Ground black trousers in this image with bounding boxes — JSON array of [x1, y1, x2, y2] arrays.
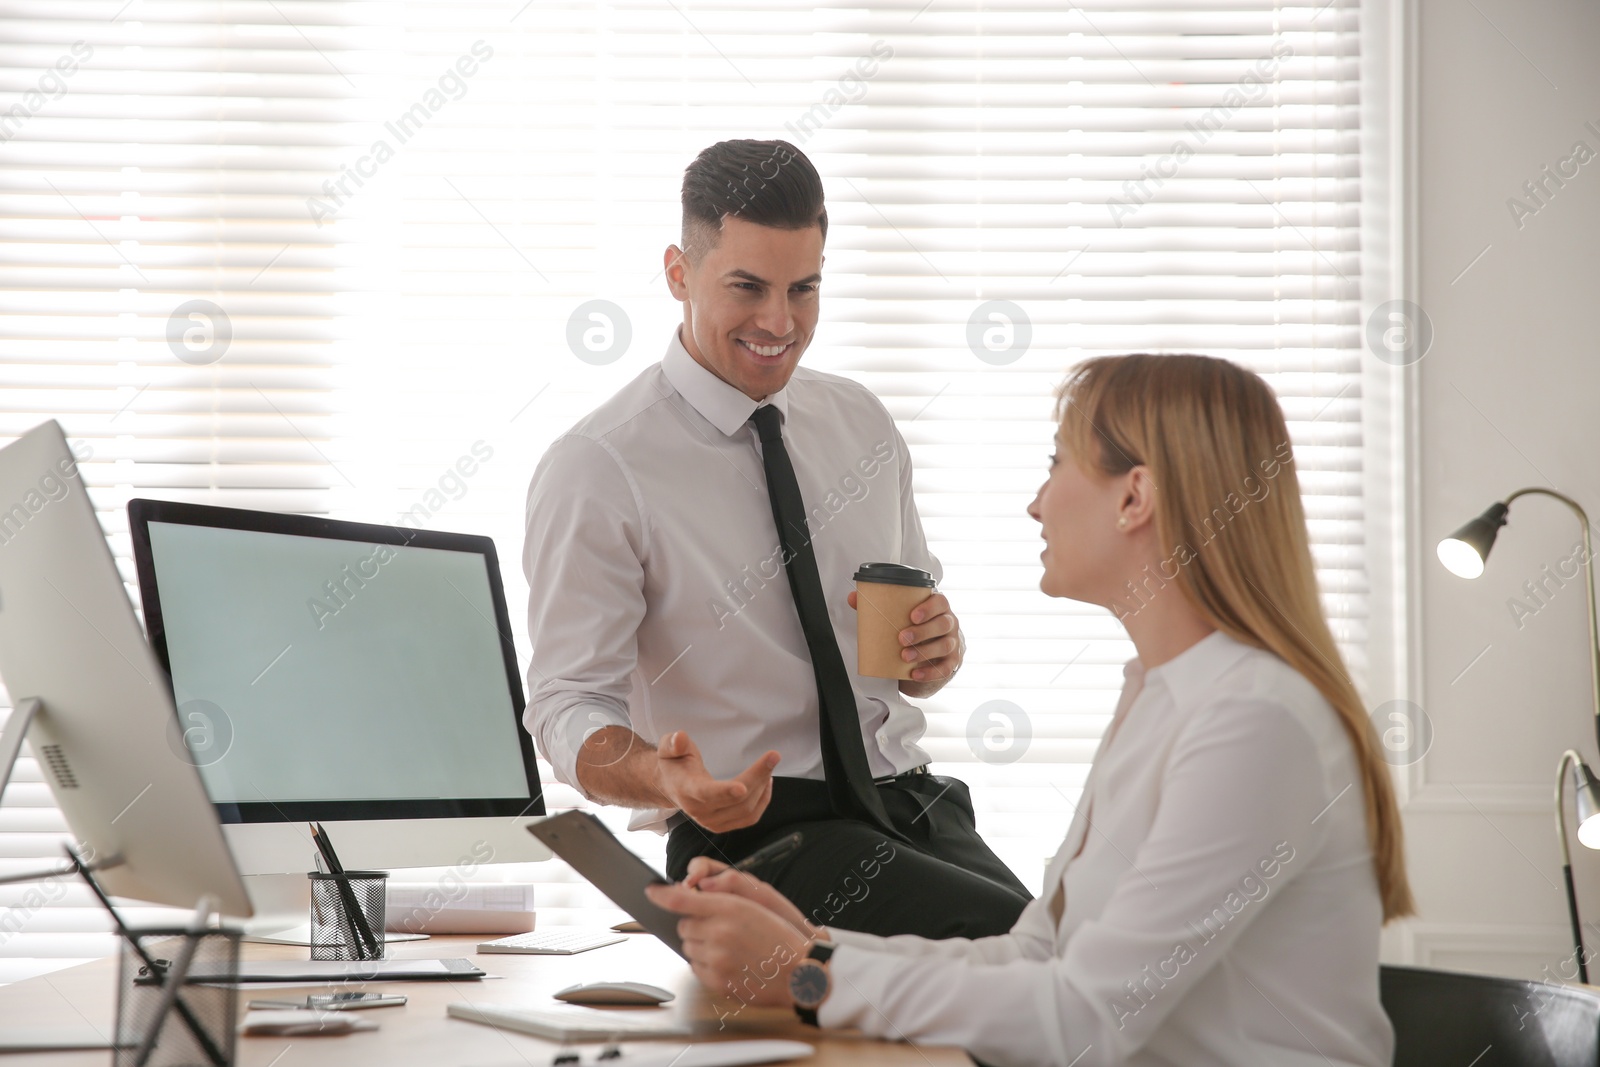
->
[[666, 774, 1032, 940]]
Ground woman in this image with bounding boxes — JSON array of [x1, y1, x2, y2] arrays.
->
[[648, 353, 1413, 1067]]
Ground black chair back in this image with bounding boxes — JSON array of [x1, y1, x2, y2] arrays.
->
[[1382, 964, 1600, 1066]]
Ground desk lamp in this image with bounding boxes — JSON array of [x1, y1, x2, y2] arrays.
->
[[1438, 488, 1600, 981]]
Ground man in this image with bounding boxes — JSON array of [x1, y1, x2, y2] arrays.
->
[[523, 139, 1029, 938]]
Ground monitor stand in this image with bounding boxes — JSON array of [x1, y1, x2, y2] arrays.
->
[[1, 703, 423, 949], [236, 872, 426, 946], [0, 704, 165, 1053], [0, 696, 42, 808]]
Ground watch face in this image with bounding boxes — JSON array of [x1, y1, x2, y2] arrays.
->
[[790, 962, 829, 1008]]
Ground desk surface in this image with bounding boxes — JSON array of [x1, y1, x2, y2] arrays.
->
[[0, 929, 966, 1066]]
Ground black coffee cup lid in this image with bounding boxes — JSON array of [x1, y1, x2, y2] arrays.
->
[[852, 562, 935, 588]]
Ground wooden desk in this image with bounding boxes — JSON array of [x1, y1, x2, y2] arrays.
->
[[0, 931, 967, 1065]]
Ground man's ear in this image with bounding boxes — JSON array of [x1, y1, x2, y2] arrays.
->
[[663, 244, 690, 300], [1119, 466, 1158, 532]]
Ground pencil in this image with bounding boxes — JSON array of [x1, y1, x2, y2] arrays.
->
[[312, 823, 381, 960]]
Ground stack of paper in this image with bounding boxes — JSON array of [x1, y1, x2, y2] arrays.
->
[[384, 882, 536, 935]]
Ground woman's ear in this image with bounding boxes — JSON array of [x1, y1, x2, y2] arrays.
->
[[1118, 466, 1158, 532]]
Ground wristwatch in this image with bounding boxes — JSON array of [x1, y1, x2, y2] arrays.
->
[[789, 940, 835, 1026]]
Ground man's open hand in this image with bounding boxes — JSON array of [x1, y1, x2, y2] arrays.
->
[[655, 731, 780, 833]]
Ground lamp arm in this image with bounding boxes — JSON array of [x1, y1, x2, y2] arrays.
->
[[1557, 748, 1588, 982], [1505, 489, 1600, 756], [1559, 749, 1582, 869]]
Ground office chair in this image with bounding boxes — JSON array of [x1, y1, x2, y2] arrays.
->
[[1381, 964, 1600, 1066]]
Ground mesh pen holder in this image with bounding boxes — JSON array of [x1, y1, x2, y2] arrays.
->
[[308, 870, 388, 961], [115, 925, 240, 1067]]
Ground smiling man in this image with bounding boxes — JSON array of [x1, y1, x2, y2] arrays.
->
[[522, 139, 1029, 938]]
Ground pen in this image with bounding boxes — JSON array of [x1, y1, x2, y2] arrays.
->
[[311, 823, 367, 959], [732, 831, 804, 876], [311, 822, 381, 960]]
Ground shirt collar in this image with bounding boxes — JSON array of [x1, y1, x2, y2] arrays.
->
[[1132, 629, 1253, 713], [661, 329, 791, 438]]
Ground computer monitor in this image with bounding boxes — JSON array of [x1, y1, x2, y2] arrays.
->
[[0, 421, 252, 918], [127, 497, 548, 943]]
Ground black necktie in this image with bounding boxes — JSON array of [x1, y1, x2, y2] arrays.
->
[[749, 405, 897, 834]]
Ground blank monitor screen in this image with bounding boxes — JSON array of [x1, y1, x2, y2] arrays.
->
[[128, 499, 542, 823]]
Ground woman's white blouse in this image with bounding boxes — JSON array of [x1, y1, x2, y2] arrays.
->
[[818, 630, 1393, 1067]]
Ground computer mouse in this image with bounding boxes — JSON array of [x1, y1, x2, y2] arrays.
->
[[553, 981, 676, 1006]]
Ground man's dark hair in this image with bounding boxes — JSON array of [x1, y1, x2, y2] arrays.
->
[[680, 139, 827, 260]]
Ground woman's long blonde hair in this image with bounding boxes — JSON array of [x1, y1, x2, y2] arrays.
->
[[1057, 353, 1414, 921]]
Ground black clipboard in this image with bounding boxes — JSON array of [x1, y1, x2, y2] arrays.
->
[[527, 811, 685, 958]]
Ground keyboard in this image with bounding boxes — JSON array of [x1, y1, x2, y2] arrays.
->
[[476, 929, 627, 955], [446, 1002, 691, 1041]]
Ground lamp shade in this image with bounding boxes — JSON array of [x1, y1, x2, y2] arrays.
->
[[1437, 502, 1511, 579], [1577, 760, 1600, 850]]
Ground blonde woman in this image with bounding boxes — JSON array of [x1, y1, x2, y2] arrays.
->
[[648, 353, 1413, 1067]]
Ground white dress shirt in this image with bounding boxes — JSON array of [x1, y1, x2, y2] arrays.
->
[[522, 332, 941, 832], [819, 631, 1393, 1067]]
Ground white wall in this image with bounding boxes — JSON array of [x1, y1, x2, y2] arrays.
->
[[1398, 0, 1600, 979]]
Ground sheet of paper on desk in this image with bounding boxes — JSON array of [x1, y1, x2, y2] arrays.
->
[[388, 883, 535, 911], [240, 1009, 379, 1036], [193, 958, 485, 984], [471, 1039, 815, 1067]]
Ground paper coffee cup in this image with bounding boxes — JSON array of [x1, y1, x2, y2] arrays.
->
[[854, 562, 937, 680]]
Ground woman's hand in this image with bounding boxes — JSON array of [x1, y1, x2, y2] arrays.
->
[[646, 881, 812, 1009], [682, 856, 819, 939]]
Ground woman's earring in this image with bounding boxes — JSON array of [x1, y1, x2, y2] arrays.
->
[[1117, 516, 1128, 529]]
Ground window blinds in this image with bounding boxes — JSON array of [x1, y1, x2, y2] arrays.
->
[[0, 0, 1366, 977], [0, 0, 354, 978]]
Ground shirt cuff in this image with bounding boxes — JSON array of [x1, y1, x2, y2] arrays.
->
[[533, 697, 633, 801], [823, 927, 882, 952], [816, 943, 871, 1032]]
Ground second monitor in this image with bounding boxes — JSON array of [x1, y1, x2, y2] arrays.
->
[[128, 498, 548, 943]]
